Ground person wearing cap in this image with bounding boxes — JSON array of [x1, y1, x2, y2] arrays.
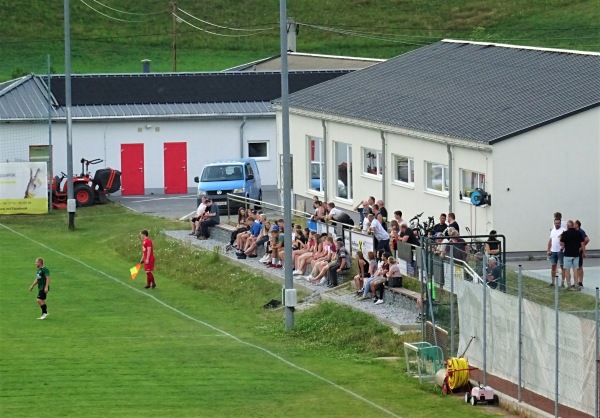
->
[[196, 198, 220, 240]]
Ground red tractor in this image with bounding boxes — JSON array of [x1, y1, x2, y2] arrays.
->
[[52, 158, 121, 208]]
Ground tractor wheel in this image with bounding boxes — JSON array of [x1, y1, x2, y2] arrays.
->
[[464, 392, 470, 403], [470, 396, 477, 406], [74, 184, 94, 207], [492, 395, 499, 405]]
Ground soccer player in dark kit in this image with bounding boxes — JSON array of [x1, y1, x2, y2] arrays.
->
[[140, 230, 156, 289], [28, 257, 50, 319]]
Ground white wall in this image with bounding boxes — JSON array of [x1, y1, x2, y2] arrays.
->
[[281, 112, 492, 235], [492, 107, 600, 252], [1, 117, 278, 194]]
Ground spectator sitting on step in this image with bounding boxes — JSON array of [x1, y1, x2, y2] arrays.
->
[[196, 198, 220, 240], [238, 219, 270, 259], [294, 233, 323, 276], [292, 230, 315, 275], [267, 226, 284, 268], [327, 238, 348, 288], [372, 256, 401, 305], [306, 236, 335, 284], [190, 195, 207, 235], [235, 213, 265, 252], [486, 256, 501, 289], [353, 251, 369, 294], [360, 251, 389, 299], [227, 207, 250, 249]]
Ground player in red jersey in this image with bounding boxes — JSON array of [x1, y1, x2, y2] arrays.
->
[[139, 230, 156, 289]]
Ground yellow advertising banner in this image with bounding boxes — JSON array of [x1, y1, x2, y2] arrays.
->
[[0, 162, 48, 215]]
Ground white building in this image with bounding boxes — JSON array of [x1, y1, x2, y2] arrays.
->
[[0, 70, 349, 195], [276, 40, 600, 253]]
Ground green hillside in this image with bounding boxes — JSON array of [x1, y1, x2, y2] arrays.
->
[[1, 0, 598, 82]]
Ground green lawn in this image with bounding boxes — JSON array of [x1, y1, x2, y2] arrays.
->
[[1, 0, 598, 81], [0, 204, 500, 417]]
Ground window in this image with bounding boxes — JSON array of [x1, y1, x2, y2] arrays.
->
[[248, 141, 268, 159], [308, 136, 324, 192], [425, 162, 449, 193], [334, 141, 352, 199], [393, 155, 414, 185], [460, 169, 485, 199], [362, 148, 382, 177]]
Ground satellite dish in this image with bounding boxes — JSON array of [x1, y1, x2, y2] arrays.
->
[[470, 188, 491, 206]]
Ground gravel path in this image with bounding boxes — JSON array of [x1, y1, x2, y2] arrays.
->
[[165, 229, 420, 331]]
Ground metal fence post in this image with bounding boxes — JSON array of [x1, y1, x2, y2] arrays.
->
[[518, 265, 523, 402], [482, 253, 487, 386], [595, 287, 599, 418], [554, 277, 559, 417], [450, 244, 455, 356]]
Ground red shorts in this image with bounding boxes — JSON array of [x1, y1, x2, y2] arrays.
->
[[144, 259, 155, 272]]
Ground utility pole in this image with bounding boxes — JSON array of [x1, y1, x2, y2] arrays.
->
[[172, 2, 177, 72], [64, 0, 75, 229]]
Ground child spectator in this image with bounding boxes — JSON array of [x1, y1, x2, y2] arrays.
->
[[353, 251, 369, 294]]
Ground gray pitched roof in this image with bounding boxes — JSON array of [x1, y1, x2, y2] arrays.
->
[[0, 71, 349, 121], [225, 52, 384, 72], [286, 40, 600, 144]]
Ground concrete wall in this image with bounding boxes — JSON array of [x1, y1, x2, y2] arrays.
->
[[492, 107, 600, 252], [1, 117, 278, 194]]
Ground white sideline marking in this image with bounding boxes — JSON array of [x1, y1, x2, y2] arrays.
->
[[1, 222, 402, 418]]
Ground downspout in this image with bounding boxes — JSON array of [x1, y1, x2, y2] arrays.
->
[[380, 130, 386, 205], [447, 143, 453, 213], [322, 119, 328, 204], [239, 116, 247, 158]]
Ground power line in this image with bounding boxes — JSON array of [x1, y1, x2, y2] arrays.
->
[[176, 7, 276, 32], [91, 0, 168, 16], [300, 23, 431, 46], [79, 0, 153, 22], [173, 13, 275, 38]]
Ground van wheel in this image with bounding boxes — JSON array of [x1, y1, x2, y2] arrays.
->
[[255, 191, 262, 210]]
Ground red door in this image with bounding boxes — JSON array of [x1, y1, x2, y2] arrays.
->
[[163, 142, 187, 194], [121, 143, 145, 195]]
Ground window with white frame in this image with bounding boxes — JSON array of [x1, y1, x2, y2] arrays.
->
[[362, 147, 382, 177], [308, 136, 324, 192], [460, 169, 485, 199], [334, 141, 352, 199], [393, 155, 414, 185], [425, 162, 449, 193], [247, 141, 268, 159]]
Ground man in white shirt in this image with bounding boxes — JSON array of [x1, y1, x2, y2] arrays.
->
[[369, 215, 391, 254], [190, 196, 207, 235], [546, 218, 566, 287]]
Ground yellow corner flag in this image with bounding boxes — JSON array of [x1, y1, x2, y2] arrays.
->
[[130, 263, 141, 280]]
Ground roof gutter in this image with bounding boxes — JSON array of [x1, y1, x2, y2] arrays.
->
[[0, 112, 275, 123]]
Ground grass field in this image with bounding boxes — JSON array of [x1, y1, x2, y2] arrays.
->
[[1, 0, 598, 81], [0, 204, 503, 417]]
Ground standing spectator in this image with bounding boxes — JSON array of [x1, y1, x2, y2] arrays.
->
[[447, 213, 460, 234], [326, 202, 355, 229], [311, 200, 327, 223], [547, 218, 566, 287], [432, 213, 448, 235], [376, 200, 388, 231], [554, 211, 567, 229], [28, 257, 51, 319], [353, 198, 373, 228], [485, 230, 501, 263], [448, 228, 468, 262], [362, 213, 374, 234], [369, 212, 391, 254], [196, 199, 220, 240], [486, 257, 502, 290], [393, 210, 408, 228], [139, 230, 156, 289], [574, 220, 591, 290], [389, 220, 400, 256], [560, 220, 585, 290], [399, 223, 420, 246]]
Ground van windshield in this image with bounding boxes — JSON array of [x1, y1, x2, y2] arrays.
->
[[201, 165, 244, 182]]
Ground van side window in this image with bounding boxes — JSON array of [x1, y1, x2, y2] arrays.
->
[[246, 164, 253, 178]]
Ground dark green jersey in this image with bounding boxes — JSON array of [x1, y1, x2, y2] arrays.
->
[[36, 266, 50, 290]]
